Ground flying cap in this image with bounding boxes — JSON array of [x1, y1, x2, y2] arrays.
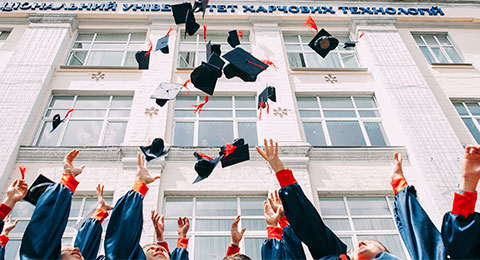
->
[[219, 138, 250, 168], [171, 2, 192, 24], [222, 47, 268, 82], [258, 86, 276, 109], [155, 34, 170, 54], [308, 28, 339, 58], [140, 138, 169, 162], [50, 109, 74, 133], [190, 53, 225, 95], [227, 30, 240, 48], [344, 41, 357, 49], [193, 152, 224, 184], [185, 9, 200, 37], [24, 174, 55, 206], [150, 82, 184, 107], [135, 51, 150, 70], [206, 40, 221, 58], [192, 0, 208, 18]]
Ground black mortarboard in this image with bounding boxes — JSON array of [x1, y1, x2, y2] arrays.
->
[[206, 41, 221, 58], [24, 174, 55, 206], [185, 9, 200, 37], [227, 30, 240, 48], [50, 114, 62, 133], [140, 138, 169, 162], [150, 82, 183, 107], [344, 41, 357, 48], [171, 2, 192, 24], [219, 138, 250, 168], [192, 0, 208, 18], [193, 152, 224, 184], [155, 34, 170, 54], [222, 47, 268, 82], [135, 51, 150, 70], [258, 86, 276, 109], [308, 28, 339, 58], [190, 53, 225, 95]]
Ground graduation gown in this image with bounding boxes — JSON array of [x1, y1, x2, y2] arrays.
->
[[74, 208, 109, 260], [20, 174, 79, 260], [261, 217, 307, 260], [0, 203, 11, 260], [391, 177, 446, 260], [157, 239, 189, 260]]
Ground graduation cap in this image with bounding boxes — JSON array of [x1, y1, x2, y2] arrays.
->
[[222, 47, 269, 82], [135, 51, 150, 70], [227, 30, 240, 48], [192, 0, 208, 18], [308, 28, 339, 58], [50, 109, 74, 133], [171, 2, 192, 24], [150, 82, 184, 107], [219, 138, 250, 168], [185, 9, 200, 37], [156, 35, 170, 54], [258, 86, 276, 109], [344, 41, 357, 48], [193, 152, 224, 184], [206, 41, 221, 58], [190, 52, 225, 95], [24, 174, 55, 206], [140, 138, 169, 162]]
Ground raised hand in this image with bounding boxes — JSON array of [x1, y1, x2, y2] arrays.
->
[[177, 217, 190, 238], [151, 210, 165, 241], [96, 184, 113, 211], [3, 179, 28, 208], [256, 139, 285, 172], [264, 200, 283, 227], [136, 152, 160, 185], [461, 145, 480, 192], [268, 190, 285, 218], [1, 215, 18, 236], [63, 150, 85, 177], [392, 152, 404, 181], [230, 215, 246, 246]]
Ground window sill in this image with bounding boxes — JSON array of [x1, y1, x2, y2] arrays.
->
[[290, 67, 369, 74], [431, 63, 474, 69], [176, 67, 195, 72], [58, 65, 140, 72]]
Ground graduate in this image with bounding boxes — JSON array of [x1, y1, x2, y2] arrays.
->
[[390, 153, 445, 260], [224, 215, 249, 260], [0, 215, 19, 260], [261, 191, 307, 260], [441, 145, 480, 259], [20, 149, 86, 260], [143, 210, 189, 260], [256, 139, 400, 260]]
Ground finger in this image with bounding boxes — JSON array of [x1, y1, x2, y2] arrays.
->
[[178, 217, 181, 226], [80, 165, 86, 171], [13, 219, 18, 226], [264, 139, 268, 154], [398, 153, 402, 163], [66, 150, 76, 161], [137, 152, 142, 167], [141, 154, 145, 167], [267, 197, 274, 207], [275, 190, 279, 201], [270, 139, 274, 154], [240, 227, 246, 235], [151, 210, 155, 219], [275, 141, 278, 157], [160, 215, 164, 224], [256, 146, 268, 160], [9, 214, 12, 222], [153, 175, 161, 181], [185, 217, 190, 226], [12, 179, 18, 187]]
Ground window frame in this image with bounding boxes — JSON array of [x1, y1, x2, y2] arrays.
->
[[412, 33, 464, 64], [453, 101, 480, 143], [0, 30, 10, 47]]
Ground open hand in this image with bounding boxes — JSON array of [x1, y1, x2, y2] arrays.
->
[[136, 152, 160, 184], [63, 150, 85, 177], [177, 217, 190, 238], [392, 153, 404, 180], [230, 215, 246, 246], [96, 184, 113, 211], [256, 139, 285, 172], [461, 146, 480, 192], [268, 190, 284, 218], [264, 200, 283, 227], [4, 179, 28, 208], [1, 215, 18, 236], [151, 210, 165, 241]]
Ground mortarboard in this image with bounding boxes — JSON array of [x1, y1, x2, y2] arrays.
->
[[140, 138, 169, 162], [192, 0, 208, 18], [155, 34, 170, 54], [150, 82, 184, 107], [185, 9, 200, 37], [206, 41, 221, 58], [227, 30, 240, 48], [219, 138, 250, 168], [50, 109, 74, 133], [24, 174, 55, 206], [190, 52, 225, 95], [308, 28, 339, 58], [344, 41, 357, 49], [171, 2, 192, 24], [258, 86, 276, 109], [222, 47, 269, 82], [135, 51, 150, 70], [192, 152, 224, 184]]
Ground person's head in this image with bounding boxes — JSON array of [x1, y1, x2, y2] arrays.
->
[[351, 239, 389, 260], [61, 246, 84, 260], [143, 243, 170, 260], [223, 254, 251, 260]]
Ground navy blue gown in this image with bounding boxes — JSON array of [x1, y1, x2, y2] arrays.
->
[[261, 219, 307, 260]]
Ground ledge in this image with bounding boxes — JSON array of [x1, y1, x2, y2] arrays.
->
[[308, 146, 408, 161], [58, 65, 139, 71], [290, 67, 370, 75], [431, 63, 474, 69], [175, 67, 195, 72]]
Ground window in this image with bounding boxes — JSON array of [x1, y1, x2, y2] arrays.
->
[[453, 101, 480, 143], [297, 96, 388, 146], [413, 34, 463, 64], [0, 31, 10, 48], [173, 96, 258, 146], [8, 196, 113, 259], [163, 197, 266, 260], [35, 95, 132, 146], [66, 32, 146, 66], [283, 34, 359, 69], [318, 196, 408, 259], [178, 31, 250, 68]]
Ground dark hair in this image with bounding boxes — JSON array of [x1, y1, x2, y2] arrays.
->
[[223, 254, 252, 260]]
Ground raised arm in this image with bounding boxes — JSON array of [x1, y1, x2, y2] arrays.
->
[[0, 215, 19, 260], [261, 199, 284, 260], [225, 215, 246, 258], [20, 150, 84, 260], [256, 139, 346, 259], [170, 217, 190, 260]]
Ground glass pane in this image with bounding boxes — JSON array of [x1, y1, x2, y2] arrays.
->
[[420, 46, 436, 63], [62, 121, 103, 146], [423, 35, 438, 45], [82, 198, 104, 216], [303, 122, 327, 146], [339, 237, 353, 249], [92, 42, 126, 49], [76, 33, 94, 41], [235, 97, 256, 108], [175, 96, 197, 108], [324, 219, 351, 231], [68, 51, 88, 65], [128, 43, 145, 51], [413, 35, 424, 44], [207, 97, 232, 108], [50, 96, 74, 108], [364, 122, 387, 146], [238, 122, 258, 146], [111, 96, 133, 108], [319, 197, 347, 216], [240, 197, 265, 216], [198, 121, 233, 146], [11, 201, 35, 217], [178, 51, 195, 68], [359, 111, 380, 118], [165, 198, 193, 217], [320, 53, 342, 68], [299, 110, 321, 118], [466, 103, 480, 115], [174, 122, 194, 146], [103, 122, 127, 145], [431, 47, 449, 63], [196, 219, 233, 231], [305, 52, 323, 67], [320, 97, 353, 108], [353, 218, 395, 230], [5, 240, 21, 260], [341, 53, 359, 68], [348, 197, 390, 216], [124, 51, 137, 66], [175, 110, 195, 118], [444, 46, 463, 63], [108, 110, 131, 117], [354, 97, 377, 108], [86, 51, 124, 66], [75, 96, 109, 108], [324, 110, 356, 118], [326, 121, 366, 146], [65, 220, 78, 234], [199, 110, 232, 117], [287, 53, 305, 68], [69, 198, 83, 218], [196, 198, 237, 216], [454, 103, 468, 116], [242, 219, 266, 231], [297, 97, 318, 108], [10, 220, 29, 234], [357, 235, 407, 260], [283, 36, 299, 43], [71, 110, 106, 118], [62, 237, 74, 246], [165, 219, 178, 232], [437, 35, 451, 45], [73, 42, 90, 49], [463, 118, 480, 143], [285, 45, 302, 51], [37, 122, 62, 146], [245, 238, 264, 260], [96, 33, 128, 41], [236, 110, 257, 118], [195, 236, 230, 260], [130, 32, 146, 41]]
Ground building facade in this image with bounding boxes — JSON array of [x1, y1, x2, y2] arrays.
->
[[1, 0, 480, 259]]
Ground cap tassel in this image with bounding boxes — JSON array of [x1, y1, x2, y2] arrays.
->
[[261, 59, 277, 70], [183, 79, 191, 95], [203, 25, 207, 42], [192, 96, 209, 114], [224, 143, 237, 158], [165, 27, 173, 37], [144, 40, 153, 57], [246, 60, 267, 71], [19, 166, 26, 179], [64, 109, 74, 120], [358, 32, 365, 39], [237, 30, 244, 38], [258, 100, 266, 120], [304, 16, 318, 34], [266, 101, 270, 114], [197, 152, 214, 161]]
